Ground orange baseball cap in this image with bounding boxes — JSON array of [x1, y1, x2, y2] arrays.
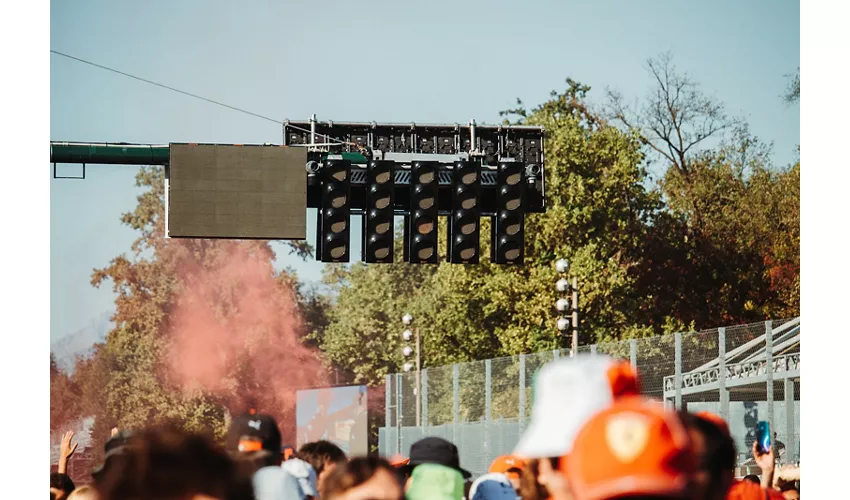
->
[[563, 396, 696, 500], [389, 455, 410, 468], [727, 479, 786, 500], [489, 455, 526, 476]]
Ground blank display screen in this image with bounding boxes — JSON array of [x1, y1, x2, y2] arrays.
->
[[167, 143, 307, 240]]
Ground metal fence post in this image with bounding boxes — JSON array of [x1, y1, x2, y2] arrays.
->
[[718, 327, 729, 422], [485, 359, 492, 459], [485, 359, 492, 421], [519, 354, 526, 429], [452, 364, 460, 444], [590, 344, 597, 356], [766, 320, 774, 438], [674, 332, 682, 410], [629, 339, 637, 368], [785, 377, 796, 461], [384, 374, 391, 457], [396, 373, 403, 455], [422, 368, 429, 428]]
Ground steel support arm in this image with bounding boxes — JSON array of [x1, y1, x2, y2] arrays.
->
[[51, 142, 171, 165], [50, 142, 369, 166]]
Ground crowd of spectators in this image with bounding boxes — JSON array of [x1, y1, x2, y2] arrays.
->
[[50, 355, 800, 499]]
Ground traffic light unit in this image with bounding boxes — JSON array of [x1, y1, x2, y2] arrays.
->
[[363, 160, 395, 263], [405, 161, 440, 264], [492, 161, 525, 265], [316, 157, 351, 262], [448, 161, 481, 264], [316, 159, 529, 264]]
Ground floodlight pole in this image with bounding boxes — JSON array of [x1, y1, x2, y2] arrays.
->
[[415, 327, 421, 428], [572, 276, 579, 356], [555, 259, 579, 356]]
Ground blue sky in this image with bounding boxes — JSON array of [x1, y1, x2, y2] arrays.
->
[[50, 0, 800, 342]]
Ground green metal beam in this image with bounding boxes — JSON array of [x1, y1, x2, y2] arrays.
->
[[325, 152, 368, 164], [50, 142, 369, 166], [50, 142, 170, 165]]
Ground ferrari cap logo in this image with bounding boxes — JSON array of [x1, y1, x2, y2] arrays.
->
[[605, 412, 650, 463]]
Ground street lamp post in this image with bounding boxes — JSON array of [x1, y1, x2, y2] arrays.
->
[[555, 259, 579, 356], [402, 313, 421, 427]]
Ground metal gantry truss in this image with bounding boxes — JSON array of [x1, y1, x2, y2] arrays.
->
[[663, 318, 801, 399]]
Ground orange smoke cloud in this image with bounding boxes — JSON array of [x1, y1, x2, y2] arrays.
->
[[166, 242, 328, 440]]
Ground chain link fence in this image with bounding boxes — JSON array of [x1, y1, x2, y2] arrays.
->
[[379, 318, 800, 478]]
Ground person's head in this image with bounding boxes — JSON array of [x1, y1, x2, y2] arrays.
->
[[469, 473, 519, 500], [67, 485, 99, 500], [92, 430, 137, 483], [514, 356, 640, 460], [679, 411, 736, 500], [563, 396, 696, 500], [226, 413, 283, 465], [405, 463, 464, 500], [92, 426, 249, 500], [323, 456, 403, 500], [50, 473, 75, 500], [297, 440, 347, 496], [518, 459, 550, 500], [488, 455, 526, 491], [399, 437, 471, 482], [780, 484, 799, 500], [743, 474, 761, 484], [281, 457, 319, 499]]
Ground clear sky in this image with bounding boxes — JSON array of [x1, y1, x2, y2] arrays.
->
[[50, 0, 800, 342]]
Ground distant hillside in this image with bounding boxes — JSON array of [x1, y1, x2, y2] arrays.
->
[[51, 311, 112, 372]]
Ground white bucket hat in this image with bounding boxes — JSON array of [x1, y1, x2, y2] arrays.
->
[[281, 457, 319, 498], [513, 354, 640, 459]]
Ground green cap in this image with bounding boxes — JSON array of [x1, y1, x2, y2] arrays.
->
[[406, 463, 465, 500]]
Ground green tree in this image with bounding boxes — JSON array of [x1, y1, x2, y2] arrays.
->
[[608, 54, 801, 323], [50, 353, 80, 432], [318, 78, 669, 387], [73, 166, 328, 450]]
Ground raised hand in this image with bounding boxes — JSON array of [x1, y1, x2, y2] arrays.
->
[[58, 430, 78, 474], [752, 440, 775, 489]]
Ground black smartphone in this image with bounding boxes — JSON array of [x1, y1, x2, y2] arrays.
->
[[755, 421, 771, 454]]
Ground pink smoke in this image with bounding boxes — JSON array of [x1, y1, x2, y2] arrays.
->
[[165, 241, 328, 440]]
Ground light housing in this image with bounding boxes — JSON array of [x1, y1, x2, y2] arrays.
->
[[448, 160, 481, 264], [406, 161, 439, 263], [317, 158, 351, 262], [555, 259, 569, 274], [362, 160, 395, 263], [556, 298, 570, 312], [491, 161, 525, 265]]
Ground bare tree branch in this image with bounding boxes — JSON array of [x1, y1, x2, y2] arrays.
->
[[606, 51, 731, 181]]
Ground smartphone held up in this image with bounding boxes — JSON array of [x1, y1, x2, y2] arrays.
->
[[755, 421, 772, 454]]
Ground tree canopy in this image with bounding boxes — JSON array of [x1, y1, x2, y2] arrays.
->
[[52, 54, 799, 445]]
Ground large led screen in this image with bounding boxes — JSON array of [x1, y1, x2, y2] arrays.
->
[[167, 143, 307, 239], [296, 385, 368, 456]]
